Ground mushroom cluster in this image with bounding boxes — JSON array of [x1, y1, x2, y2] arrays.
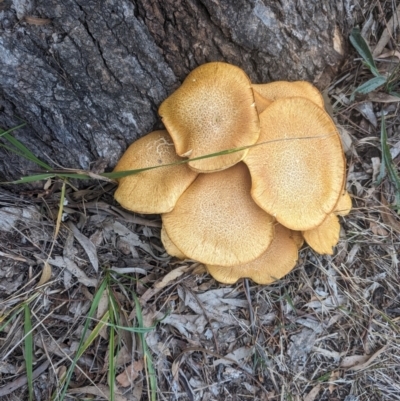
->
[[113, 62, 351, 285]]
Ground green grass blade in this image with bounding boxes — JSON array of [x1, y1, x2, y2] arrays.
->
[[317, 371, 332, 382], [0, 127, 52, 170], [0, 307, 25, 331], [110, 323, 155, 333], [7, 131, 338, 184], [132, 292, 157, 401], [284, 291, 297, 315], [349, 27, 381, 77], [376, 116, 400, 212], [108, 321, 115, 401], [103, 145, 250, 179], [77, 310, 110, 359], [108, 291, 118, 401], [103, 132, 337, 180], [55, 279, 108, 401], [0, 123, 27, 137], [24, 305, 34, 401], [7, 172, 98, 184], [353, 76, 387, 95], [0, 143, 53, 172], [8, 173, 56, 184]]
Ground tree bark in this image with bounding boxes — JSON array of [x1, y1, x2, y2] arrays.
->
[[0, 0, 364, 182]]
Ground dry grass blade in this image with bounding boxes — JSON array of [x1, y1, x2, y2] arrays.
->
[[23, 16, 51, 25], [372, 3, 400, 57], [340, 345, 390, 371], [36, 181, 66, 287], [36, 262, 52, 287], [68, 385, 128, 401], [23, 305, 33, 401]]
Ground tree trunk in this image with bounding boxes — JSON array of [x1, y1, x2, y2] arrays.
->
[[0, 0, 364, 182]]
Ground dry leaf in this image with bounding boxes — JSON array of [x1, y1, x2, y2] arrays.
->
[[67, 221, 99, 272], [132, 381, 143, 401], [304, 384, 321, 401], [171, 357, 181, 382], [104, 220, 152, 255], [68, 385, 128, 401], [178, 287, 243, 327], [48, 256, 98, 287], [337, 126, 353, 155], [355, 102, 377, 127], [369, 221, 389, 236], [288, 329, 316, 372], [56, 366, 67, 380], [43, 178, 52, 191], [0, 206, 39, 232], [372, 4, 400, 57], [37, 262, 52, 286], [243, 382, 257, 394], [328, 370, 340, 394], [322, 89, 334, 118], [371, 157, 381, 183], [192, 264, 207, 275], [0, 251, 29, 263], [213, 346, 253, 367], [390, 140, 400, 159], [379, 50, 400, 60], [111, 267, 147, 275], [222, 366, 243, 380], [157, 313, 207, 337], [368, 92, 400, 103], [380, 193, 400, 234], [89, 229, 103, 247], [305, 295, 347, 311], [0, 362, 17, 374], [116, 360, 144, 387], [340, 354, 371, 368], [340, 345, 389, 371], [96, 290, 109, 340], [154, 265, 190, 289], [296, 318, 323, 333], [116, 345, 134, 366], [312, 346, 343, 361]]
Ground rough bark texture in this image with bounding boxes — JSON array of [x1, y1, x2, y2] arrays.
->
[[0, 0, 364, 181]]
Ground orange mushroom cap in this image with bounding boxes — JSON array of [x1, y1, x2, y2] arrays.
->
[[161, 226, 186, 259], [334, 191, 352, 216], [253, 81, 325, 109], [303, 213, 340, 255], [244, 97, 345, 231], [206, 224, 298, 284], [114, 130, 198, 214], [253, 89, 272, 114], [302, 190, 350, 255], [290, 230, 304, 249], [159, 62, 260, 172], [162, 163, 275, 267]]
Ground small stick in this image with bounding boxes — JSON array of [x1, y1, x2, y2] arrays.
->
[[243, 278, 256, 336], [0, 360, 50, 397]]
